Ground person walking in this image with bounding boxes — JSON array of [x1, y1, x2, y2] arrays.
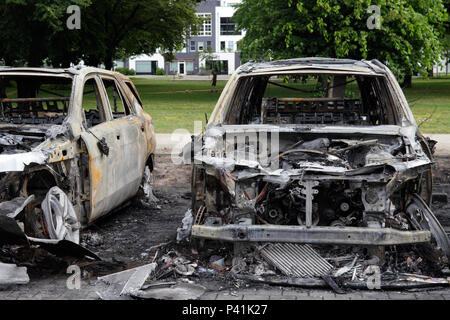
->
[[211, 69, 218, 92]]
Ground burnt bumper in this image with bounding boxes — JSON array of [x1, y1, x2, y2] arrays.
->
[[191, 224, 431, 246]]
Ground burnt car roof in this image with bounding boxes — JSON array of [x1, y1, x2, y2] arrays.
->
[[0, 66, 131, 80], [237, 58, 382, 75]]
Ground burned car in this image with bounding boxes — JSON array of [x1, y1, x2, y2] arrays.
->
[[0, 66, 156, 245], [184, 58, 449, 263]]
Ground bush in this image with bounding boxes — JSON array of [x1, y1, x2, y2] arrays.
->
[[198, 66, 209, 75], [115, 67, 136, 76], [156, 68, 165, 75]]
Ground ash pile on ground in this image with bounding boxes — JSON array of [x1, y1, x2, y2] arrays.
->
[[80, 155, 192, 270], [93, 236, 449, 300]]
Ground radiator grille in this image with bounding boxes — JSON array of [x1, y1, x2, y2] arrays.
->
[[260, 243, 333, 278]]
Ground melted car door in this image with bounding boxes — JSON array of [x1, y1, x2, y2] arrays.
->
[[99, 76, 148, 209], [79, 75, 124, 222]]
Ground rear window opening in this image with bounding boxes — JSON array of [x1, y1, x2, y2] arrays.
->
[[225, 74, 399, 126], [102, 78, 131, 119], [0, 75, 73, 125]]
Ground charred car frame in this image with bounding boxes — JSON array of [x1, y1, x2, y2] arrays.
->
[[0, 66, 156, 245], [184, 58, 449, 260]]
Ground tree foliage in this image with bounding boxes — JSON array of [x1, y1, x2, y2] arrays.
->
[[0, 0, 200, 69], [443, 0, 450, 70], [0, 0, 89, 66], [69, 0, 200, 69], [196, 46, 218, 63], [234, 0, 448, 80]]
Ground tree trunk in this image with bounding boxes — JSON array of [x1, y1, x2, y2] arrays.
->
[[402, 75, 412, 88], [28, 40, 44, 67], [3, 57, 12, 66], [446, 52, 449, 76], [84, 56, 101, 68], [27, 24, 46, 67], [427, 68, 433, 78], [104, 60, 114, 70], [104, 51, 114, 70]]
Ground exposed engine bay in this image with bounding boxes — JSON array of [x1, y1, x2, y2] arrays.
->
[[190, 130, 427, 227]]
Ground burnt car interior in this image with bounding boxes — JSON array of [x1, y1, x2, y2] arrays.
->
[[0, 76, 72, 157], [83, 78, 107, 128], [226, 74, 399, 126], [0, 75, 72, 126], [83, 77, 132, 128]]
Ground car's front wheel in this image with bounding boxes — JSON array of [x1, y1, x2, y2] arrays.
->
[[41, 186, 80, 244]]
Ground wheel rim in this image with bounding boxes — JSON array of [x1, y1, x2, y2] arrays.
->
[[41, 186, 80, 244]]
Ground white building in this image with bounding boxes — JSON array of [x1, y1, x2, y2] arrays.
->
[[432, 56, 450, 75], [123, 0, 245, 75]]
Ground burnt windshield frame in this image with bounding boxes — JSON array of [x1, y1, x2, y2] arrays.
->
[[225, 73, 400, 126], [0, 75, 74, 124]]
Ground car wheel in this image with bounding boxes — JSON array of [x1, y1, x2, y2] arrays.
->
[[41, 186, 80, 244]]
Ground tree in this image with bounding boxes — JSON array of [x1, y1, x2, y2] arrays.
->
[[0, 0, 89, 67], [66, 0, 200, 70], [234, 0, 448, 87], [0, 0, 200, 69], [196, 46, 218, 64], [443, 0, 450, 75]]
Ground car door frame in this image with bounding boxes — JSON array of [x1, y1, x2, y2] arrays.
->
[[96, 74, 149, 212], [78, 72, 127, 223]]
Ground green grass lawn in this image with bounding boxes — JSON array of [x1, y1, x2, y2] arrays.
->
[[403, 78, 450, 134], [131, 78, 226, 133], [133, 77, 449, 133]]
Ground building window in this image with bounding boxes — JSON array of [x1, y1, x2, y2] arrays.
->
[[198, 41, 204, 51], [207, 41, 212, 48], [228, 41, 234, 51], [220, 41, 225, 51], [220, 17, 241, 35], [169, 61, 178, 73], [206, 60, 228, 75], [186, 61, 194, 72], [197, 13, 212, 36], [190, 41, 196, 52]]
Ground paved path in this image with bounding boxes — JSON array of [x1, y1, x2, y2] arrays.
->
[[132, 75, 230, 81], [0, 275, 449, 300], [427, 134, 450, 156]]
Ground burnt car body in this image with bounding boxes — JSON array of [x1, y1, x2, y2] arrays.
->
[[184, 58, 449, 259], [0, 66, 156, 244]]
